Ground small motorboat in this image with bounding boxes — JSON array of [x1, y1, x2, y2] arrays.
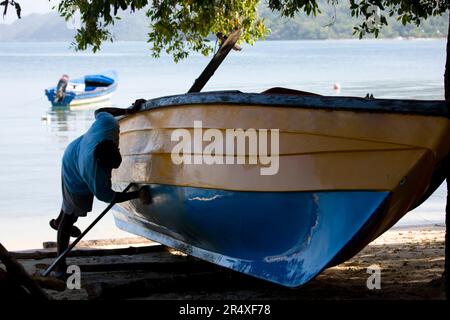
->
[[110, 88, 450, 287], [45, 70, 117, 109]]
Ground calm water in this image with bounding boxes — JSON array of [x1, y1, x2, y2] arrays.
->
[[0, 40, 447, 250]]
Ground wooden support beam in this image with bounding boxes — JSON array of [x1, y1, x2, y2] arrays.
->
[[35, 260, 218, 274], [188, 28, 241, 93], [10, 244, 166, 260], [32, 275, 66, 292], [0, 243, 49, 300], [84, 270, 267, 300]]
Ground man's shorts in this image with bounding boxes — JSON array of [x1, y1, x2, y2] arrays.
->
[[61, 177, 94, 217]]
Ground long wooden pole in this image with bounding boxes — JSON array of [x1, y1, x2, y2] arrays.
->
[[188, 28, 241, 93], [43, 183, 133, 277]]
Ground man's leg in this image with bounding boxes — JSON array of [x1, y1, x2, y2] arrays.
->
[[54, 209, 64, 226], [50, 209, 81, 237], [54, 212, 78, 275]]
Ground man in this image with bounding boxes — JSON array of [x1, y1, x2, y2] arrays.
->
[[49, 99, 150, 277], [54, 74, 69, 103]]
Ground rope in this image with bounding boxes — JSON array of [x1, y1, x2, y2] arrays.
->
[[10, 95, 45, 109]]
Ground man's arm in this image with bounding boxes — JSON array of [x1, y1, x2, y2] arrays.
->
[[91, 168, 150, 205], [114, 187, 151, 204], [94, 99, 146, 118], [94, 107, 127, 118], [113, 190, 139, 203]]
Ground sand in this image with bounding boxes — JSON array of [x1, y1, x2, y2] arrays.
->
[[9, 225, 447, 300]]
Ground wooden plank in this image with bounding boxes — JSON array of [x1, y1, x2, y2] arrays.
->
[[84, 271, 267, 300], [42, 237, 154, 249], [32, 275, 66, 292], [11, 244, 166, 260], [35, 260, 217, 273]]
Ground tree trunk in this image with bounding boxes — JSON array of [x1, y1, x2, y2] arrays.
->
[[445, 12, 450, 300], [446, 13, 450, 101], [446, 166, 449, 299]]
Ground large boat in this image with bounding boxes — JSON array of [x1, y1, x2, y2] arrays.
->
[[45, 71, 117, 109], [111, 88, 450, 287]]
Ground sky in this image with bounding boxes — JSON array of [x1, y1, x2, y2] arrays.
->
[[0, 0, 57, 24]]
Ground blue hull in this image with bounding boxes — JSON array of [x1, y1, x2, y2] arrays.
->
[[113, 184, 389, 287]]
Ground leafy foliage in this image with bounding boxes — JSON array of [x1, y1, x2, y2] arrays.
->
[[3, 1, 450, 61], [261, 1, 448, 39], [345, 0, 449, 38], [56, 0, 267, 61], [268, 0, 323, 17]]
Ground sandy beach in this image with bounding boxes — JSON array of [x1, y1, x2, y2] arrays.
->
[[7, 225, 445, 300]]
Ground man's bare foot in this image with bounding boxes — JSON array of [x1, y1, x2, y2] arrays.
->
[[47, 264, 69, 281]]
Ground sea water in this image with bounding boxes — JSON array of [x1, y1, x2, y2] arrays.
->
[[0, 40, 446, 250]]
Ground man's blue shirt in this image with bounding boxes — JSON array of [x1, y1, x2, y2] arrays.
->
[[62, 112, 119, 202]]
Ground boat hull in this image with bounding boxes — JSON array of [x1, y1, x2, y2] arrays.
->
[[114, 184, 389, 286], [111, 91, 450, 287]]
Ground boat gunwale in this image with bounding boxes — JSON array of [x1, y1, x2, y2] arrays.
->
[[137, 90, 450, 118]]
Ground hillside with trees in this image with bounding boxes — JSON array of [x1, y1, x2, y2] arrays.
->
[[0, 1, 447, 42]]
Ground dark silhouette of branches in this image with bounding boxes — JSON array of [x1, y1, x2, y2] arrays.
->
[[1, 0, 21, 19]]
